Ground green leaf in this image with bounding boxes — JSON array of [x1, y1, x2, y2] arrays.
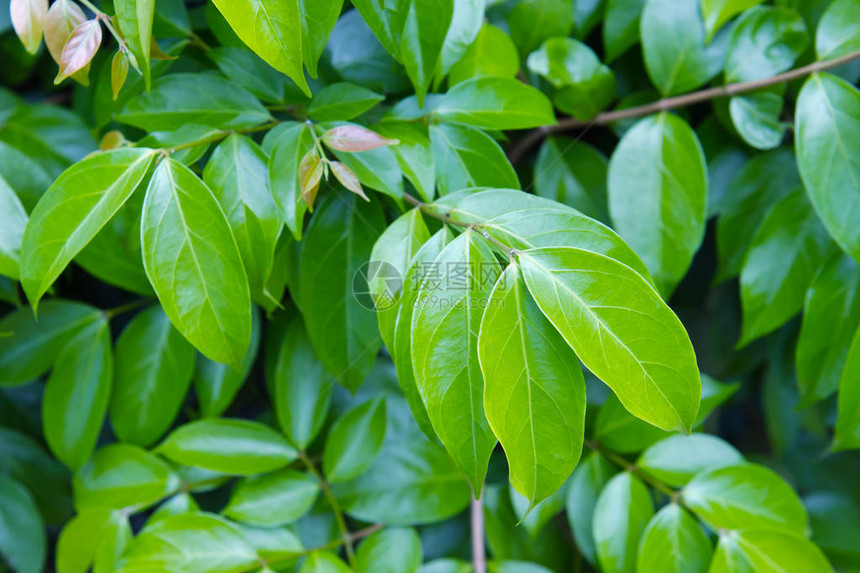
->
[[641, 0, 727, 96], [56, 509, 130, 573], [519, 247, 701, 432], [43, 318, 112, 469], [329, 144, 404, 200], [592, 472, 654, 573], [208, 47, 298, 105], [356, 528, 423, 573], [109, 305, 195, 446], [141, 158, 252, 370], [0, 476, 45, 573], [816, 0, 860, 59], [224, 470, 320, 527], [508, 0, 572, 56], [509, 480, 569, 538], [300, 551, 351, 573], [374, 123, 436, 201], [400, 0, 453, 105], [239, 524, 303, 564], [117, 512, 259, 573], [268, 122, 315, 240], [332, 431, 471, 525], [114, 0, 154, 90], [566, 452, 617, 565], [434, 77, 556, 130], [607, 113, 708, 295], [117, 73, 272, 132], [411, 229, 499, 493], [724, 6, 808, 83], [701, 0, 765, 41], [526, 38, 616, 120], [480, 263, 586, 507], [73, 443, 180, 512], [349, 0, 408, 59], [203, 134, 282, 306], [715, 149, 799, 282], [594, 393, 671, 454], [210, 0, 309, 95], [710, 530, 833, 573], [299, 191, 384, 390], [729, 88, 786, 150], [299, 0, 344, 78], [796, 253, 860, 404], [194, 306, 262, 418], [637, 434, 743, 487], [437, 0, 484, 77], [682, 463, 808, 534], [370, 208, 431, 352], [430, 123, 519, 195], [697, 375, 739, 426], [308, 83, 385, 122], [448, 23, 519, 86], [392, 228, 453, 441], [636, 504, 712, 573], [796, 73, 860, 265], [424, 189, 654, 282], [603, 0, 646, 62], [0, 174, 27, 280], [534, 138, 608, 223], [156, 419, 298, 475], [835, 327, 860, 450], [20, 148, 157, 308], [738, 190, 833, 347], [324, 396, 387, 483]]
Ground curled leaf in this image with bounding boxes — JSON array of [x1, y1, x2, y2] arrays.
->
[[10, 0, 48, 55], [329, 161, 368, 201], [111, 50, 129, 101], [55, 19, 102, 85], [321, 125, 399, 152], [299, 150, 324, 210]]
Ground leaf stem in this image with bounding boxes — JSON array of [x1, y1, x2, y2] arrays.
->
[[299, 451, 357, 568], [471, 492, 487, 573], [103, 297, 151, 319], [77, 0, 127, 51], [165, 122, 280, 153], [508, 47, 860, 164], [585, 440, 676, 498]]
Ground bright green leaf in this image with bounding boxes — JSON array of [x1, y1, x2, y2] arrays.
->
[[114, 0, 154, 90], [724, 6, 808, 83], [224, 470, 320, 527], [0, 174, 27, 280], [592, 472, 654, 573], [434, 77, 556, 130], [356, 527, 422, 573], [638, 434, 743, 487], [636, 504, 712, 573], [816, 0, 860, 60], [430, 123, 519, 195], [701, 0, 764, 40], [324, 396, 387, 483]]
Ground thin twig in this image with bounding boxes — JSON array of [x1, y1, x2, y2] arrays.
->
[[299, 452, 357, 568], [471, 493, 487, 573], [508, 47, 860, 164]]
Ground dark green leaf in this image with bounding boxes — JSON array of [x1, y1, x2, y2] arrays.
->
[[603, 0, 646, 62], [724, 6, 808, 83], [299, 0, 344, 79], [534, 138, 608, 223], [400, 0, 453, 105], [430, 123, 519, 195], [308, 83, 385, 122], [357, 528, 422, 573], [0, 476, 45, 573], [508, 0, 572, 56], [208, 47, 298, 104], [566, 452, 617, 565], [324, 396, 387, 483], [0, 428, 71, 524], [835, 327, 860, 450], [434, 77, 556, 130]]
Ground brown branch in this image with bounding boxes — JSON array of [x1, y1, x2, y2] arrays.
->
[[508, 48, 860, 164]]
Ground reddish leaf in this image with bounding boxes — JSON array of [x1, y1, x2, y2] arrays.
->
[[330, 161, 369, 201], [10, 0, 48, 55], [320, 125, 399, 152], [299, 150, 324, 210], [55, 19, 102, 85]]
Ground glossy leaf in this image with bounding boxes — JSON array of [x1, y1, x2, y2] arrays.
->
[[356, 527, 422, 573], [43, 318, 112, 469], [109, 306, 195, 446], [374, 122, 436, 201], [0, 476, 45, 573], [636, 504, 712, 573], [117, 73, 272, 132], [534, 138, 608, 223], [835, 327, 860, 450], [308, 83, 385, 122], [728, 88, 786, 150], [738, 190, 833, 347], [519, 247, 701, 432], [724, 6, 808, 83], [141, 158, 252, 370], [268, 122, 315, 240], [56, 508, 130, 573], [299, 192, 384, 390], [526, 38, 616, 120], [411, 230, 499, 493], [796, 73, 860, 265], [637, 434, 743, 487], [224, 470, 319, 527], [400, 0, 453, 105], [430, 123, 519, 195], [20, 148, 157, 309], [480, 263, 586, 507], [816, 0, 860, 59], [448, 23, 519, 86], [592, 472, 654, 573], [682, 463, 808, 534], [299, 0, 343, 78], [301, 552, 351, 573], [508, 0, 572, 56], [566, 452, 616, 565], [434, 77, 556, 130], [710, 530, 833, 573], [608, 113, 708, 295], [115, 0, 154, 89], [210, 0, 309, 95], [604, 0, 646, 62], [323, 396, 387, 483], [0, 175, 27, 280], [156, 419, 298, 475], [701, 0, 764, 40], [641, 0, 727, 96]]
